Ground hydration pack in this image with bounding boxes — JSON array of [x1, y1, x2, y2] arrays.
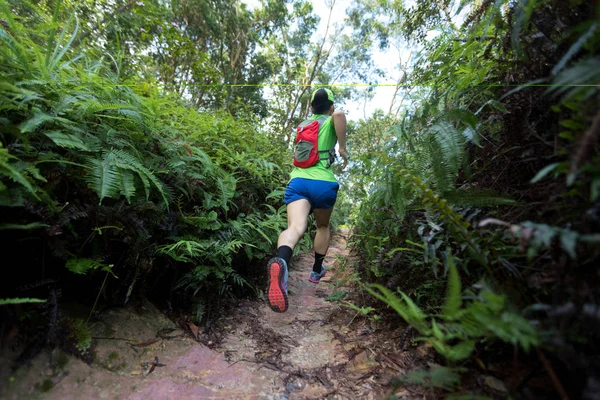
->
[[293, 116, 335, 168]]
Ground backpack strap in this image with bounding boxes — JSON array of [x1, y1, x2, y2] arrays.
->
[[313, 116, 335, 168], [298, 115, 328, 130], [316, 115, 328, 125]]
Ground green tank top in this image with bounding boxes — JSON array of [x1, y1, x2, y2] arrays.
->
[[289, 114, 337, 183]]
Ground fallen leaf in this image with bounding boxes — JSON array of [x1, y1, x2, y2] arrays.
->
[[188, 321, 200, 339]]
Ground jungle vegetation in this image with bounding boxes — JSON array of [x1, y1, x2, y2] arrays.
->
[[1, 0, 599, 398]]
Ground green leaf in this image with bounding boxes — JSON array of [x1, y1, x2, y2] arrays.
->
[[66, 258, 107, 275], [475, 99, 507, 115], [364, 283, 428, 333], [559, 229, 578, 259], [0, 298, 46, 305], [442, 251, 461, 318], [530, 163, 559, 183], [19, 110, 68, 134], [84, 153, 121, 204], [45, 131, 90, 151], [47, 13, 79, 72], [0, 222, 49, 230], [119, 170, 136, 203], [552, 23, 598, 76], [560, 119, 584, 130]]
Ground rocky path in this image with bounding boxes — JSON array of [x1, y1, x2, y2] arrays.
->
[[2, 231, 423, 399]]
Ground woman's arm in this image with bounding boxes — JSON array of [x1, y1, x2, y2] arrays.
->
[[332, 109, 348, 169]]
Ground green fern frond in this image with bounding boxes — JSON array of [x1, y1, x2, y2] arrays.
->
[[549, 57, 600, 100], [364, 283, 428, 333], [438, 108, 477, 129], [84, 153, 121, 203], [111, 149, 169, 206], [65, 257, 108, 275], [0, 144, 40, 199], [19, 110, 71, 134], [44, 131, 91, 151], [0, 222, 49, 230], [442, 251, 462, 318], [0, 297, 46, 305], [158, 239, 213, 262], [429, 120, 465, 177], [119, 170, 136, 202], [0, 15, 30, 67], [428, 338, 476, 361], [552, 23, 598, 76], [183, 211, 220, 230]]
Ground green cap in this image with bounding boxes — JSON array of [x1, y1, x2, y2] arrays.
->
[[311, 88, 335, 104]]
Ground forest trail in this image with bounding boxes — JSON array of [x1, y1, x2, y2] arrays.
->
[[3, 231, 427, 400]]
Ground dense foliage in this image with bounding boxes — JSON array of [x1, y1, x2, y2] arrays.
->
[[0, 0, 298, 363], [345, 0, 600, 398], [1, 0, 600, 398]]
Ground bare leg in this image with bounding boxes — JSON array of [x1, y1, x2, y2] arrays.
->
[[313, 207, 334, 255], [277, 199, 312, 249]]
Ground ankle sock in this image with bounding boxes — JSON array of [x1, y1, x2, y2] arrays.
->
[[313, 252, 325, 273], [276, 245, 293, 265]]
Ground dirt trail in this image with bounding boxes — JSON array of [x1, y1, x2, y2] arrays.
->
[[2, 231, 424, 399]]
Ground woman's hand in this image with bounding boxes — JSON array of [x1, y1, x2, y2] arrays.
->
[[339, 147, 348, 169]]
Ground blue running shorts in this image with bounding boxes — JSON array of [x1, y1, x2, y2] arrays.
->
[[284, 178, 340, 209]]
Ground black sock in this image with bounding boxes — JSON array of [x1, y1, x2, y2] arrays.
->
[[313, 252, 326, 273], [276, 245, 293, 265]]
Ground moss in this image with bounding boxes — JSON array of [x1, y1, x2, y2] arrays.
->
[[108, 351, 119, 361]]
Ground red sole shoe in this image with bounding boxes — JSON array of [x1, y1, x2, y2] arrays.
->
[[266, 259, 288, 313]]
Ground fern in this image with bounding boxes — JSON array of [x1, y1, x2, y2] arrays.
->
[[0, 142, 41, 200], [0, 222, 49, 230], [548, 57, 600, 100], [364, 283, 428, 333], [442, 252, 462, 318], [112, 149, 169, 206], [83, 150, 169, 206], [365, 256, 538, 362], [84, 152, 121, 203], [552, 23, 598, 76], [19, 110, 70, 134], [0, 297, 46, 305], [44, 131, 91, 151], [119, 170, 136, 202], [65, 258, 109, 275]]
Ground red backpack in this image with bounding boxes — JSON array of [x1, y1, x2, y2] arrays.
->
[[293, 116, 334, 168]]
